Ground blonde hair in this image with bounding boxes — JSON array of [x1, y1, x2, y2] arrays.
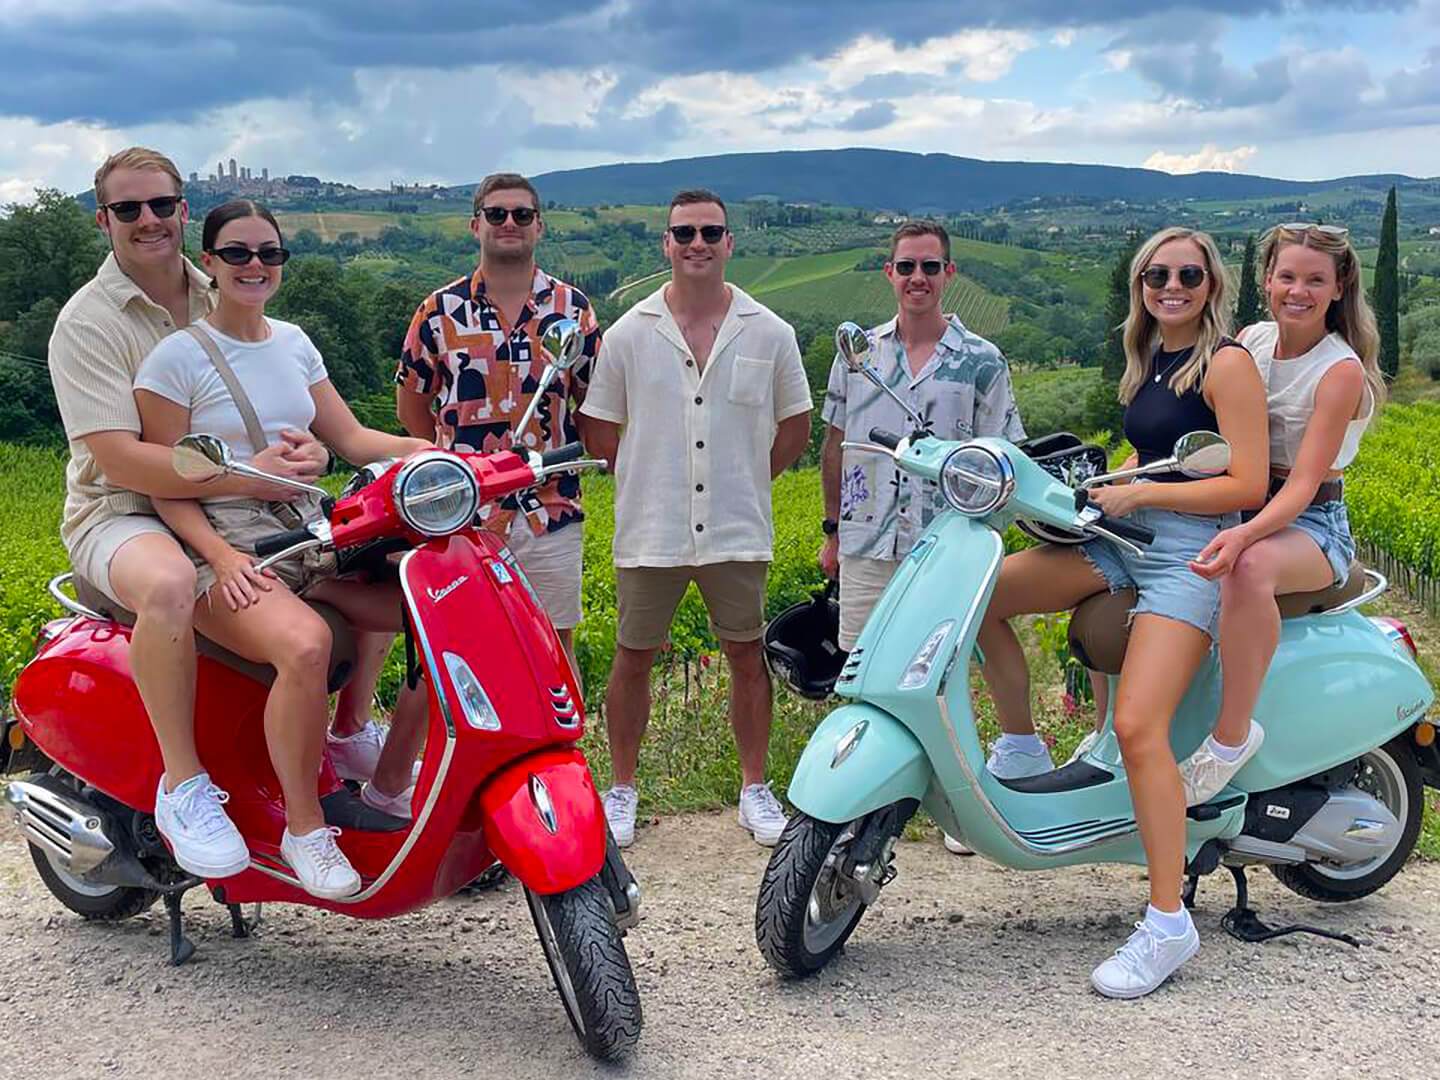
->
[[1259, 223, 1387, 412], [1118, 227, 1231, 405], [94, 147, 183, 205]]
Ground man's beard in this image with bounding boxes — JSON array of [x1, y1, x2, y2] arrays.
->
[[485, 243, 534, 266]]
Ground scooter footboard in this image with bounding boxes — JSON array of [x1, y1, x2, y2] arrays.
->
[[786, 703, 931, 824], [478, 748, 607, 895]]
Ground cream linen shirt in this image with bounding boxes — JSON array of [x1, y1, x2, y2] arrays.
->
[[580, 284, 812, 568], [48, 252, 214, 550]]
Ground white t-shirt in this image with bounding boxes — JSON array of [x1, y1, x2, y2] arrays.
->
[[135, 317, 328, 479], [579, 284, 812, 568]]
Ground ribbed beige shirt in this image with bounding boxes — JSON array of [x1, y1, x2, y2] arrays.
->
[[48, 252, 214, 550]]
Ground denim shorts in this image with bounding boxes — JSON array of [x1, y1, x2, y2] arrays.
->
[[1079, 491, 1240, 641], [1285, 500, 1355, 588]]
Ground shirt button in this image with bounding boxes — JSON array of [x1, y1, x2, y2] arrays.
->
[[694, 395, 703, 405], [686, 359, 694, 368], [696, 440, 705, 449], [695, 483, 704, 492], [695, 523, 705, 532]]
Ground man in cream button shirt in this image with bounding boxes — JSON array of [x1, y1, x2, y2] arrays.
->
[[581, 188, 811, 848]]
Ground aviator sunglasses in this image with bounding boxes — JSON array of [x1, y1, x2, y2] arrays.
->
[[668, 224, 728, 244], [1280, 222, 1349, 238], [1140, 263, 1207, 290], [892, 258, 946, 276], [206, 245, 291, 267], [477, 206, 538, 226], [102, 196, 181, 223]]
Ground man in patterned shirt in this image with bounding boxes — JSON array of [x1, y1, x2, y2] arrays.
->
[[396, 173, 599, 674], [818, 221, 1051, 850]]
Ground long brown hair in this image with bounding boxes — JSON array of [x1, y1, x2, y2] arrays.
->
[[1259, 223, 1386, 412], [1119, 227, 1231, 404]]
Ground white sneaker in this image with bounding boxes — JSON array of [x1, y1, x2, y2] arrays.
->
[[738, 782, 788, 846], [360, 781, 415, 820], [1091, 916, 1200, 999], [1066, 730, 1101, 766], [942, 833, 973, 855], [602, 785, 639, 848], [1179, 722, 1266, 806], [327, 721, 386, 782], [281, 826, 361, 899], [154, 773, 250, 879], [985, 740, 1056, 780]]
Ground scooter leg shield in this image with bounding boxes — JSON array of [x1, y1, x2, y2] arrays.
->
[[479, 748, 608, 896], [786, 703, 931, 824]]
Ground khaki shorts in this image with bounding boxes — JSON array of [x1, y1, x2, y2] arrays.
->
[[504, 520, 584, 630], [67, 513, 177, 604], [838, 555, 900, 651], [193, 497, 335, 598], [616, 561, 768, 650]]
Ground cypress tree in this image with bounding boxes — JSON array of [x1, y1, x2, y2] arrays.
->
[[1234, 234, 1263, 330], [1084, 238, 1138, 436], [1375, 186, 1400, 380]]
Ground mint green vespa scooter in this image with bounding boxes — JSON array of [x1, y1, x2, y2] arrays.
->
[[755, 322, 1438, 977]]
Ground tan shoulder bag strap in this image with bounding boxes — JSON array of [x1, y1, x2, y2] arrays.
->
[[183, 324, 269, 455]]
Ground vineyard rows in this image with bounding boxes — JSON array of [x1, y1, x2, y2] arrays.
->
[[1346, 402, 1440, 605]]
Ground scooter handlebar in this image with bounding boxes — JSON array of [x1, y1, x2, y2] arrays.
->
[[254, 527, 315, 558], [541, 443, 586, 469], [868, 427, 902, 450], [1097, 514, 1155, 547]]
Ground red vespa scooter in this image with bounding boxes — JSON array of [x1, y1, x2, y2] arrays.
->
[[3, 321, 643, 1060]]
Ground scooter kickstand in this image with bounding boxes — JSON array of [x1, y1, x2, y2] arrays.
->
[[163, 890, 196, 966], [228, 902, 262, 939], [1181, 873, 1200, 910], [1219, 866, 1360, 949]]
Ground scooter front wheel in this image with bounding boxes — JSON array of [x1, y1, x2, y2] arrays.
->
[[756, 813, 870, 978], [524, 877, 642, 1061]]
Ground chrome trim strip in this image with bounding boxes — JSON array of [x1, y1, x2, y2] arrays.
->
[[46, 573, 102, 621], [246, 548, 458, 903], [1319, 569, 1387, 616]]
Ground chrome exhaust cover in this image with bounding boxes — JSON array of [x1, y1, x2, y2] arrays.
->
[[5, 778, 114, 874]]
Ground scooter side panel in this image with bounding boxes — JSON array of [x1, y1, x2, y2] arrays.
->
[[479, 747, 607, 895], [786, 704, 931, 823], [1240, 609, 1433, 791]]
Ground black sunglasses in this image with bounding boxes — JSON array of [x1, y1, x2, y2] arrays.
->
[[892, 258, 946, 277], [668, 224, 727, 245], [207, 245, 291, 267], [1140, 264, 1207, 290], [102, 196, 181, 223], [477, 206, 538, 226]]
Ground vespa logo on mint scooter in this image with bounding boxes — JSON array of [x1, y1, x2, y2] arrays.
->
[[426, 575, 469, 604], [1397, 698, 1427, 723]]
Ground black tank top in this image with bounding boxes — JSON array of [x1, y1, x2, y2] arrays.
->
[[1123, 339, 1241, 482]]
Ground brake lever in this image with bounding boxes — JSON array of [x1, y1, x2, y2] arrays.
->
[[255, 538, 325, 572], [1086, 523, 1146, 560]]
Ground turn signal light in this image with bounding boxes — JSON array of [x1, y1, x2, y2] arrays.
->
[[7, 723, 24, 751], [1415, 721, 1436, 748]]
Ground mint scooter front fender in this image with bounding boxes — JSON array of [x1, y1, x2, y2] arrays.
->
[[786, 704, 931, 824]]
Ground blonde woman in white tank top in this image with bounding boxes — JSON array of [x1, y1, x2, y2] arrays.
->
[[1180, 223, 1385, 806]]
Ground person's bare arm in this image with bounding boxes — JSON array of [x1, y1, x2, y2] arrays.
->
[[396, 386, 438, 442], [582, 418, 621, 472], [818, 422, 844, 578], [770, 411, 811, 478]]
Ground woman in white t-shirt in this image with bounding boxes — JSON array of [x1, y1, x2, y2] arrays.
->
[[1182, 223, 1384, 805], [135, 200, 431, 900]]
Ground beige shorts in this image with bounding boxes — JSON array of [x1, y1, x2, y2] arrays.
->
[[838, 556, 900, 651], [67, 513, 177, 604], [504, 520, 584, 630], [616, 561, 768, 650], [193, 497, 335, 598]]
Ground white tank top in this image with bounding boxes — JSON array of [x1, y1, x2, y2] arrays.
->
[[1239, 322, 1373, 470]]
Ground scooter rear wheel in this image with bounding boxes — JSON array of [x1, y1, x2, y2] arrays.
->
[[756, 813, 869, 978], [28, 842, 159, 921], [524, 876, 642, 1061], [1271, 736, 1424, 902]]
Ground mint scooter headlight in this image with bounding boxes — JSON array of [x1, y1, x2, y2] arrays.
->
[[940, 444, 1014, 517], [392, 452, 480, 536]]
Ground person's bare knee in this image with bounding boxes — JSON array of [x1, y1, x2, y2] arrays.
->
[[112, 544, 196, 627], [613, 645, 658, 679], [721, 639, 766, 681], [273, 614, 333, 676]]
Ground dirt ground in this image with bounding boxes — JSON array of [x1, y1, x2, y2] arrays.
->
[[2, 811, 1437, 1080]]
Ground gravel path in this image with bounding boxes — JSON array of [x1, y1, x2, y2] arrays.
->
[[2, 811, 1437, 1080]]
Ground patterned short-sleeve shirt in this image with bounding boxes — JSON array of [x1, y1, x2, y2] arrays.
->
[[821, 314, 1026, 560], [396, 266, 600, 535]]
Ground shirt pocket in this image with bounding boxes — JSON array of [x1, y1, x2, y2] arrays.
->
[[729, 355, 774, 408]]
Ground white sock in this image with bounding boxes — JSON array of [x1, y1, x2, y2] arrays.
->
[[1208, 723, 1255, 762], [997, 733, 1046, 755], [1145, 903, 1192, 938]]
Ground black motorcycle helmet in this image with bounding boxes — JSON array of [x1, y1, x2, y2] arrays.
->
[[764, 581, 845, 700], [1012, 432, 1111, 546]]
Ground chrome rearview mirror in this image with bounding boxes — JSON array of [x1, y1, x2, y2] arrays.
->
[[1174, 431, 1230, 477], [513, 318, 584, 440], [173, 433, 232, 482], [833, 321, 928, 432]]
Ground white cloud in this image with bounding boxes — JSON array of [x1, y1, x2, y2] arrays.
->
[[1052, 29, 1076, 47], [824, 30, 1034, 89], [1143, 143, 1259, 174]]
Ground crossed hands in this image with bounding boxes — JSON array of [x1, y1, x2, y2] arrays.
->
[[246, 429, 328, 501]]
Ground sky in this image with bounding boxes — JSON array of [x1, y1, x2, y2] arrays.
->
[[1, 0, 1437, 202]]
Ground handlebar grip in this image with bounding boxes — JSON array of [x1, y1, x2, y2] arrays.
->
[[254, 527, 313, 558], [868, 428, 902, 450], [541, 443, 585, 469], [1099, 514, 1156, 547]]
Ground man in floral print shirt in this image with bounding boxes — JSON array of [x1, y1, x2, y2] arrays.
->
[[396, 172, 600, 673]]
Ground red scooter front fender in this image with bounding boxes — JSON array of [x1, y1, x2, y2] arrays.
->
[[479, 747, 606, 895]]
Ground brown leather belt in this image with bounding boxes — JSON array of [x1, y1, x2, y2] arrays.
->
[[1269, 474, 1343, 507]]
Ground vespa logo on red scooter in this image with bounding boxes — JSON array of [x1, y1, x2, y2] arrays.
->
[[426, 575, 469, 604]]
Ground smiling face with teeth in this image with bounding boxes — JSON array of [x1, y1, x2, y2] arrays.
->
[[885, 234, 955, 320], [201, 215, 285, 309], [96, 165, 187, 273], [1264, 243, 1342, 337], [1139, 238, 1212, 334]]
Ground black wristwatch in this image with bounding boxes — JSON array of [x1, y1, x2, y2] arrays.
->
[[821, 518, 838, 536]]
